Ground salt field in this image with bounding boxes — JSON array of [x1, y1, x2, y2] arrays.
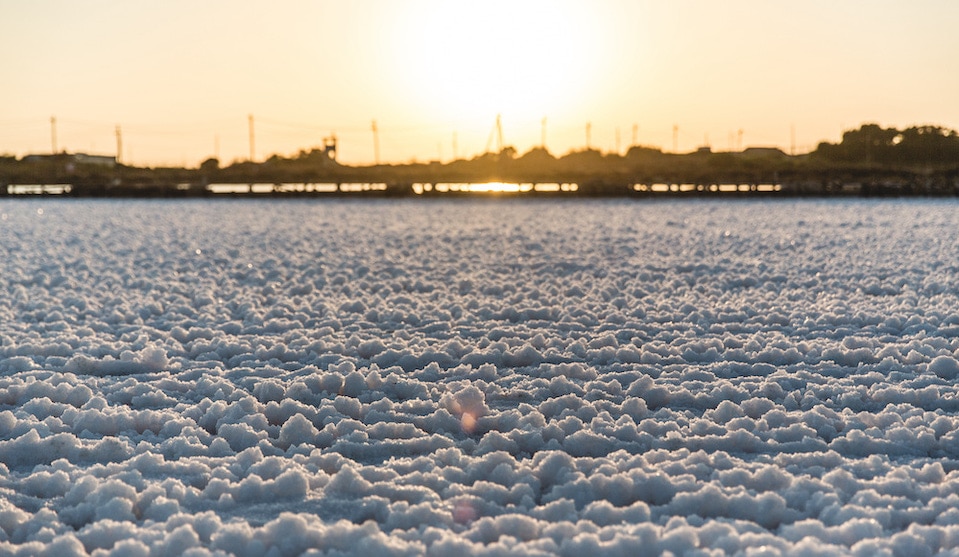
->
[[2, 198, 959, 556]]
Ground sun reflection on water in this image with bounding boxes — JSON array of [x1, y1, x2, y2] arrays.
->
[[411, 182, 578, 195]]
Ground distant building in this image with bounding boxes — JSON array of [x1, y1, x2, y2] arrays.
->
[[22, 153, 117, 167], [73, 153, 116, 167]]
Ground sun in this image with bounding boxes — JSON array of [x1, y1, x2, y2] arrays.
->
[[386, 1, 603, 128]]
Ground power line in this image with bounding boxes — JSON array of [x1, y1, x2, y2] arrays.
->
[[255, 116, 368, 134]]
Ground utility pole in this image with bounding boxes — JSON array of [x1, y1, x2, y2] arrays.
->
[[586, 122, 592, 150], [452, 131, 458, 160], [485, 115, 505, 154], [371, 120, 380, 165], [248, 114, 255, 162], [50, 116, 58, 154], [496, 114, 504, 153], [115, 125, 122, 164], [737, 129, 744, 151], [672, 124, 678, 153], [632, 123, 638, 147], [541, 117, 547, 150]]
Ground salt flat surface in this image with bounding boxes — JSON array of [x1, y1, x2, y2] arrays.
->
[[1, 198, 959, 556]]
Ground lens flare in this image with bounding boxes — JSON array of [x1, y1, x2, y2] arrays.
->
[[452, 499, 478, 524], [460, 411, 477, 434]]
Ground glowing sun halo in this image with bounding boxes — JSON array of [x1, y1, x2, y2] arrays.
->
[[389, 2, 602, 125]]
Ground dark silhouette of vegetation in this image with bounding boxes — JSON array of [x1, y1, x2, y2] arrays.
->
[[816, 124, 959, 167], [2, 123, 958, 197]]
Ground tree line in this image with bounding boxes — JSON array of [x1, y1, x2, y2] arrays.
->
[[1, 123, 957, 195], [814, 124, 959, 167]]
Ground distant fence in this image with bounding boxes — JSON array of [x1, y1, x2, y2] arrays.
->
[[3, 179, 958, 198]]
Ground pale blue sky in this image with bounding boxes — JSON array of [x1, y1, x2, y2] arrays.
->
[[2, 1, 957, 166]]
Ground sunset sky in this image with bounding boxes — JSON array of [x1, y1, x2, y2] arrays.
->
[[2, 1, 957, 167]]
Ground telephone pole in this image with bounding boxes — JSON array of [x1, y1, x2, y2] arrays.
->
[[485, 114, 506, 154], [541, 117, 547, 150], [672, 125, 678, 153], [632, 123, 638, 147], [496, 114, 504, 152], [115, 125, 122, 164], [371, 120, 380, 165], [586, 122, 592, 150], [248, 114, 255, 162], [50, 116, 58, 154]]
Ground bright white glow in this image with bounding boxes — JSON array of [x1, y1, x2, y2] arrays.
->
[[472, 182, 518, 193], [386, 1, 603, 126]]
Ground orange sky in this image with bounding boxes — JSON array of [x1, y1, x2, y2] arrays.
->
[[2, 1, 957, 167]]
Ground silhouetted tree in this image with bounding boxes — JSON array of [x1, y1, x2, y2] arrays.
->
[[841, 124, 898, 163], [816, 123, 900, 165], [498, 146, 517, 160], [894, 126, 959, 166]]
